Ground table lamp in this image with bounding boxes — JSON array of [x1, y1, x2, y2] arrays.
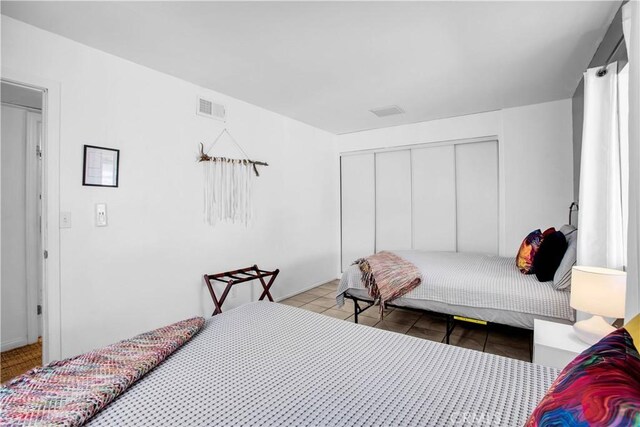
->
[[570, 266, 626, 345]]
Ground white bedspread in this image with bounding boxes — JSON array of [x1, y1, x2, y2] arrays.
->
[[87, 302, 557, 426], [338, 251, 574, 324]]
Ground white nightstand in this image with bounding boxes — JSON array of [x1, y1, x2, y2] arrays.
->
[[533, 319, 590, 370]]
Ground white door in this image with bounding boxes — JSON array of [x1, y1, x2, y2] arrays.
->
[[0, 106, 42, 352], [26, 111, 43, 341], [455, 141, 499, 254], [341, 154, 375, 271], [375, 150, 412, 251], [411, 145, 457, 251]]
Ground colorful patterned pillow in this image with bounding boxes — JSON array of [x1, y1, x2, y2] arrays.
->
[[517, 229, 544, 274], [526, 328, 640, 426]]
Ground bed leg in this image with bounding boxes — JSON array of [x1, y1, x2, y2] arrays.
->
[[445, 315, 455, 345], [353, 299, 359, 324]]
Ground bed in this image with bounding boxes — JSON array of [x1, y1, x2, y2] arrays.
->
[[84, 302, 557, 426], [337, 251, 575, 331]]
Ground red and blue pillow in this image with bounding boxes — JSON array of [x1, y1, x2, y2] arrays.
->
[[526, 328, 640, 426], [517, 228, 556, 274]]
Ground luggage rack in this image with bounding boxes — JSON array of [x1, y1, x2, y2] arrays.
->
[[203, 265, 279, 315]]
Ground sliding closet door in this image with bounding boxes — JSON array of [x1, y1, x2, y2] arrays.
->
[[375, 150, 412, 251], [341, 154, 375, 271], [412, 146, 457, 251], [455, 141, 499, 254]]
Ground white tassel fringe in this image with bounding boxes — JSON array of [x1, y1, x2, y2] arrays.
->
[[203, 160, 253, 226]]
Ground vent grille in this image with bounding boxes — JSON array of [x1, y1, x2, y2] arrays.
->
[[199, 98, 212, 115], [197, 96, 226, 121], [370, 105, 405, 117]]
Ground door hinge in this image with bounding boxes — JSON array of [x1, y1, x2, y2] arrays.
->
[[37, 305, 42, 315], [36, 145, 42, 159], [44, 250, 48, 259]]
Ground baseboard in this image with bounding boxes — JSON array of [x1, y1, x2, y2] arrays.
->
[[276, 277, 339, 302], [1, 337, 28, 352]]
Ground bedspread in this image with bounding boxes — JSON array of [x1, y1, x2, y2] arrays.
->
[[338, 251, 574, 323], [85, 302, 559, 426]]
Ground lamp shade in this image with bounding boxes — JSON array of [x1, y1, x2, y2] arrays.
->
[[570, 266, 626, 318]]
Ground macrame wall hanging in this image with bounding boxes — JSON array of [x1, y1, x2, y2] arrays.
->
[[198, 129, 268, 226]]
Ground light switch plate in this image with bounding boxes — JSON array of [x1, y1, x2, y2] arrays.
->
[[96, 203, 107, 227], [60, 212, 71, 228]]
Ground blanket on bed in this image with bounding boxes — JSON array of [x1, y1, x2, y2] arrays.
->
[[0, 316, 204, 427], [354, 251, 421, 318]]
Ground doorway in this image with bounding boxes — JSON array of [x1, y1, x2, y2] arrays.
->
[[1, 81, 45, 382]]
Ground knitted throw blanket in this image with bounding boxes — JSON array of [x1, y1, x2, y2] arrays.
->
[[0, 316, 205, 426], [354, 251, 421, 318]]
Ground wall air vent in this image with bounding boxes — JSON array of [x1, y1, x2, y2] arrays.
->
[[197, 96, 226, 121], [369, 105, 405, 117]]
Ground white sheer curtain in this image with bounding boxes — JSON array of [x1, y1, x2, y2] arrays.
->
[[623, 0, 639, 321], [577, 62, 626, 271], [620, 64, 629, 265]]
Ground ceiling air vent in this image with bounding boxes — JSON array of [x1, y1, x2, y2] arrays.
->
[[369, 105, 405, 117], [197, 96, 226, 121]]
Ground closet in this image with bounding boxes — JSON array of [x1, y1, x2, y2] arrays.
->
[[340, 139, 498, 271]]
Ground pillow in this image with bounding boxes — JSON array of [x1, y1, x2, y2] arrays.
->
[[559, 224, 576, 236], [553, 225, 577, 291], [542, 227, 556, 237], [627, 314, 640, 348], [526, 328, 640, 426], [517, 229, 544, 274], [533, 231, 567, 282]]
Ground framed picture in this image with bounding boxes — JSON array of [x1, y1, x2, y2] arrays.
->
[[82, 145, 120, 187]]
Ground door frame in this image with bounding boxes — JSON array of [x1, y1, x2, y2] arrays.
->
[[1, 70, 62, 363]]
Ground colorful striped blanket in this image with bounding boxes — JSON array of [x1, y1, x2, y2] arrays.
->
[[0, 316, 204, 426], [354, 251, 421, 318]]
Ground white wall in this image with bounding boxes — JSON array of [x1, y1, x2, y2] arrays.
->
[[2, 16, 339, 357], [337, 99, 574, 257], [1, 105, 29, 351]]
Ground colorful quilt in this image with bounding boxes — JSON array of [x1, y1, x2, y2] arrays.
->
[[526, 328, 640, 427], [0, 316, 204, 426], [354, 251, 421, 318]]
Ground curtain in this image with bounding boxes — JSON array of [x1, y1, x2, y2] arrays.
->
[[620, 64, 629, 265], [577, 62, 625, 271], [623, 0, 639, 320]]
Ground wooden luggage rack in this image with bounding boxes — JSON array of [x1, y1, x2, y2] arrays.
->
[[203, 265, 280, 315]]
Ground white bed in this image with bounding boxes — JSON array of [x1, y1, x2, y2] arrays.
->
[[87, 302, 557, 426], [337, 251, 575, 330]]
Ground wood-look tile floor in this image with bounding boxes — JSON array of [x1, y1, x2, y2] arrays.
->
[[282, 280, 532, 362], [1, 338, 42, 384]]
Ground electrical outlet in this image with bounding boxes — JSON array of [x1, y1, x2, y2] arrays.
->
[[96, 203, 107, 227], [60, 212, 72, 228]]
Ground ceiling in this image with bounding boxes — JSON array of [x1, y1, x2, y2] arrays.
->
[[1, 1, 620, 134]]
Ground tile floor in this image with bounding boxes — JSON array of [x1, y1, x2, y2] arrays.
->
[[281, 279, 532, 362], [1, 338, 42, 384]]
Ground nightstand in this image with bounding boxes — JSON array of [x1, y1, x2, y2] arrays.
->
[[533, 319, 590, 370]]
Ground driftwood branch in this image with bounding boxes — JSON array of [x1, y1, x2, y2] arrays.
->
[[198, 143, 268, 177]]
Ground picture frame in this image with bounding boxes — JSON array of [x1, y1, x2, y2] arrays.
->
[[82, 145, 120, 187]]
